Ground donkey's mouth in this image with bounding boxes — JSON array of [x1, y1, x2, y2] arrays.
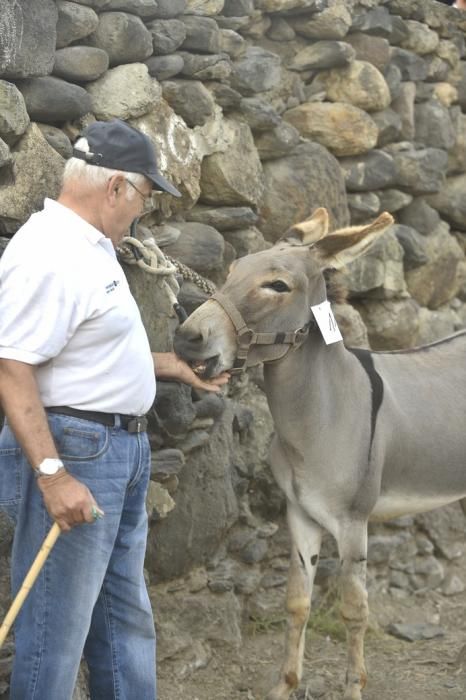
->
[[190, 355, 220, 379]]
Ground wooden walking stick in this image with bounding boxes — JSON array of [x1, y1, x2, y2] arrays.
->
[[0, 521, 61, 648]]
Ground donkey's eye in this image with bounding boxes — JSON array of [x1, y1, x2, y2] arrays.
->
[[262, 280, 291, 293]]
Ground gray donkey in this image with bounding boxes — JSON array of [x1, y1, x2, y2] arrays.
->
[[173, 208, 466, 700]]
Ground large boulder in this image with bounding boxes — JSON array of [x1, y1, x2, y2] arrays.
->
[[85, 11, 153, 66], [355, 298, 421, 350], [344, 229, 407, 300], [317, 60, 391, 112], [56, 0, 99, 48], [0, 81, 30, 146], [86, 63, 160, 120], [259, 141, 349, 241], [199, 119, 264, 206], [0, 124, 64, 228], [53, 47, 110, 83], [284, 102, 378, 157], [16, 76, 92, 124], [0, 0, 57, 78]]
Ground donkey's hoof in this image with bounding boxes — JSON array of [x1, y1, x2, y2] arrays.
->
[[265, 677, 296, 700], [343, 683, 363, 700]]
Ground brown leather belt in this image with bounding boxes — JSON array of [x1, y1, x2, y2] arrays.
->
[[46, 406, 148, 433]]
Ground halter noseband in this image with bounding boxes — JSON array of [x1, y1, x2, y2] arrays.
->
[[210, 291, 316, 375]]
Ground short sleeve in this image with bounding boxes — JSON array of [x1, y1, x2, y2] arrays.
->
[[0, 258, 85, 365]]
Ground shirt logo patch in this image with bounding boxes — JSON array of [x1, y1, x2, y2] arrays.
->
[[105, 280, 120, 294]]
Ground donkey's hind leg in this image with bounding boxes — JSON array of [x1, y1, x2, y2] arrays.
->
[[266, 503, 322, 700], [338, 521, 369, 700]]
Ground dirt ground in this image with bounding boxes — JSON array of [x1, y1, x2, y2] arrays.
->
[[158, 564, 466, 700]]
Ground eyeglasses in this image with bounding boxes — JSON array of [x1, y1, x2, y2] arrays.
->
[[125, 179, 156, 214]]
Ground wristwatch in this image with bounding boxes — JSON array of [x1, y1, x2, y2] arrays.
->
[[35, 458, 65, 477]]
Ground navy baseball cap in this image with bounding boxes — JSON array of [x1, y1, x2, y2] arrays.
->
[[72, 119, 182, 197]]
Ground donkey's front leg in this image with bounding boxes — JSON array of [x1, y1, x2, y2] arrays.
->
[[266, 503, 322, 700], [338, 522, 369, 700]]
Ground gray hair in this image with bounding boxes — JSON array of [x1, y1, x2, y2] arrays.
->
[[63, 136, 147, 200]]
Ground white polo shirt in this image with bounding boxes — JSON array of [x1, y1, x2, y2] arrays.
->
[[0, 198, 156, 415]]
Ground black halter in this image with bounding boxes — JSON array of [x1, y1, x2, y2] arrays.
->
[[210, 292, 316, 374]]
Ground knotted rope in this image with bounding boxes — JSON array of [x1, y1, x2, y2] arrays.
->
[[117, 236, 216, 312]]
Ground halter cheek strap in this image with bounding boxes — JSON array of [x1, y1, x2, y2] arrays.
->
[[210, 291, 315, 374]]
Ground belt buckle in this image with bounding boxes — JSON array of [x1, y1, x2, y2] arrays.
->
[[127, 416, 148, 434]]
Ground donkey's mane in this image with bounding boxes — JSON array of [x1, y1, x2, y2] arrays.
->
[[324, 269, 347, 305]]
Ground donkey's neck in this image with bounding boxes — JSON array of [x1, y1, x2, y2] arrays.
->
[[263, 333, 363, 441]]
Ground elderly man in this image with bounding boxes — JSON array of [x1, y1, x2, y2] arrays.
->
[[0, 119, 228, 700]]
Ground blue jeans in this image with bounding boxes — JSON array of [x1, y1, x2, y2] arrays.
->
[[0, 413, 156, 700]]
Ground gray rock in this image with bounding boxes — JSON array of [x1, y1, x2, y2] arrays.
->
[[415, 504, 465, 561], [340, 150, 398, 192], [428, 175, 466, 230], [319, 60, 391, 113], [442, 573, 465, 596], [414, 100, 455, 150], [314, 558, 339, 586], [239, 537, 268, 564], [266, 18, 296, 41], [351, 6, 393, 38], [0, 81, 30, 146], [388, 13, 410, 46], [347, 192, 381, 224], [17, 76, 92, 124], [254, 121, 301, 161], [223, 226, 269, 258], [355, 298, 420, 350], [219, 28, 246, 58], [145, 54, 184, 80], [424, 55, 450, 83], [0, 124, 64, 226], [150, 0, 187, 17], [345, 33, 390, 72], [162, 222, 225, 275], [392, 147, 448, 195], [37, 124, 73, 159], [259, 141, 349, 242], [398, 19, 439, 55], [86, 63, 160, 121], [284, 102, 378, 158], [207, 82, 242, 110], [0, 0, 57, 78], [372, 108, 403, 147], [223, 0, 254, 14], [86, 11, 153, 66], [456, 61, 466, 112], [368, 535, 404, 565], [288, 2, 352, 40], [180, 15, 220, 53], [383, 62, 402, 100], [415, 306, 463, 346], [405, 224, 464, 309], [53, 46, 109, 82], [374, 189, 412, 214], [151, 449, 186, 479], [162, 80, 216, 127], [235, 97, 281, 132], [344, 230, 406, 300], [230, 47, 282, 95], [154, 382, 196, 437], [412, 555, 445, 590], [393, 224, 428, 269], [184, 0, 224, 14], [147, 19, 186, 55], [387, 623, 445, 642], [391, 81, 416, 140], [0, 138, 10, 167], [193, 393, 226, 420], [390, 47, 428, 81], [179, 52, 232, 81], [288, 41, 355, 72], [185, 205, 258, 231], [200, 120, 264, 207], [56, 0, 99, 48], [103, 0, 159, 16]]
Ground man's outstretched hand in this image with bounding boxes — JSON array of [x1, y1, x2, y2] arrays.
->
[[153, 352, 230, 392]]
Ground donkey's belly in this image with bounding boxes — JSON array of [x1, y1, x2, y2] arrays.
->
[[370, 492, 465, 522]]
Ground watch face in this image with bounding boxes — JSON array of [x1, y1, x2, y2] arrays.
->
[[39, 459, 63, 475]]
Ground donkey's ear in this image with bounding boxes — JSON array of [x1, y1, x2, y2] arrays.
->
[[280, 208, 329, 246], [313, 212, 394, 270]]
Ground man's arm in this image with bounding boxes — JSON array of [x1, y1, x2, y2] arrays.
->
[[153, 352, 229, 392], [0, 358, 100, 531]]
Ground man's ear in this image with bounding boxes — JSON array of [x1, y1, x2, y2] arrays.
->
[[313, 212, 394, 270], [279, 208, 329, 246], [106, 173, 125, 206]]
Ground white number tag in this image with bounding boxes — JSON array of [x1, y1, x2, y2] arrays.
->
[[311, 300, 343, 345]]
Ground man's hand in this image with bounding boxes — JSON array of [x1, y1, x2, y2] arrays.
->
[[153, 352, 230, 392], [37, 470, 104, 532]]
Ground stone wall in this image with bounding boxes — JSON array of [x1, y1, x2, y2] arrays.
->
[[1, 0, 466, 695]]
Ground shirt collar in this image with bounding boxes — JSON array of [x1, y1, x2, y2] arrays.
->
[[43, 198, 107, 247]]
